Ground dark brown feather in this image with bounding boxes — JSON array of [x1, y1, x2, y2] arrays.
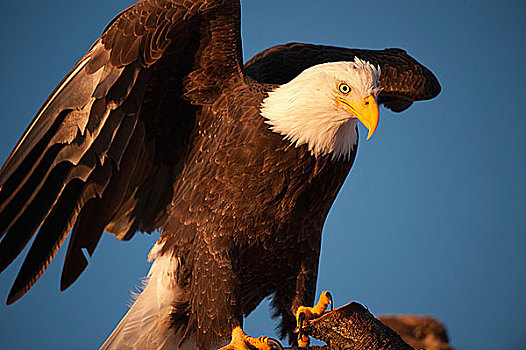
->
[[0, 161, 71, 273], [0, 110, 69, 215], [6, 179, 85, 304]]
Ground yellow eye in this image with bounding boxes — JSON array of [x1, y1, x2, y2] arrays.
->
[[338, 83, 351, 94]]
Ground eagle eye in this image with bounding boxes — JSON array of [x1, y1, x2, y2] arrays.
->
[[338, 83, 351, 94]]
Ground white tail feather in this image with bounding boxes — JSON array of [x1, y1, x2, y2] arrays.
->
[[100, 242, 192, 350]]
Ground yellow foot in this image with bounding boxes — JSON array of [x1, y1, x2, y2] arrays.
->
[[219, 326, 283, 350], [295, 290, 334, 348]]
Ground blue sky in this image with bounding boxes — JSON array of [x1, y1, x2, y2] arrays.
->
[[0, 1, 525, 349]]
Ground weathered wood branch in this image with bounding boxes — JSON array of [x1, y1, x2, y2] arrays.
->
[[283, 302, 452, 350]]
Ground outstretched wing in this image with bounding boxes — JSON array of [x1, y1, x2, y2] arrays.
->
[[0, 0, 243, 304], [244, 42, 441, 112]]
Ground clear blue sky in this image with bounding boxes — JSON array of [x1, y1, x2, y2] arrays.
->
[[1, 1, 525, 349]]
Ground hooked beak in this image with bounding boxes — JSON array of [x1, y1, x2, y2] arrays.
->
[[337, 95, 380, 140]]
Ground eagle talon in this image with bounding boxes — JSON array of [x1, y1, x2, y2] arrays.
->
[[296, 312, 308, 347], [326, 291, 334, 312], [219, 326, 283, 350], [295, 311, 306, 335], [294, 290, 334, 347]]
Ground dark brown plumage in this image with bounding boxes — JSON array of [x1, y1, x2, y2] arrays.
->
[[0, 0, 440, 348]]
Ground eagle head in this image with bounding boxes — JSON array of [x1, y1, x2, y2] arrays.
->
[[260, 57, 381, 160]]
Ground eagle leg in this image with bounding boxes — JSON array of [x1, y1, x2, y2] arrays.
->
[[219, 326, 283, 350], [295, 290, 333, 347]]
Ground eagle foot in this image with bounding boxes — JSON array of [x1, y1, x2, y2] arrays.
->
[[294, 290, 333, 347], [219, 326, 283, 350]]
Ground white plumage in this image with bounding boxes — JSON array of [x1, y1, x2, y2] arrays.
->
[[100, 242, 193, 350], [261, 57, 381, 160]]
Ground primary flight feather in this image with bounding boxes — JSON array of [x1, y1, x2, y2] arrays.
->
[[0, 0, 440, 349]]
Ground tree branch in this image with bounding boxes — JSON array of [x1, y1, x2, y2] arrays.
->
[[284, 302, 452, 350]]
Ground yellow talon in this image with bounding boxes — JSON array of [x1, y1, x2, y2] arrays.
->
[[219, 326, 283, 350], [295, 290, 334, 348]]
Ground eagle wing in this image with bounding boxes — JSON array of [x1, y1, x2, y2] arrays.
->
[[244, 42, 441, 112], [0, 0, 243, 304]]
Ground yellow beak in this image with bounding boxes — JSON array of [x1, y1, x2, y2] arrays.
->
[[337, 94, 380, 140]]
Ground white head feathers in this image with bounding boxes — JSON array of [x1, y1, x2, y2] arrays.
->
[[260, 57, 381, 160]]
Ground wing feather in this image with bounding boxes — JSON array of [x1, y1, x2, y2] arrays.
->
[[61, 118, 142, 291], [244, 43, 441, 112]]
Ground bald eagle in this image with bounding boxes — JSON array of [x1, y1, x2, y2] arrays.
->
[[0, 0, 440, 349]]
